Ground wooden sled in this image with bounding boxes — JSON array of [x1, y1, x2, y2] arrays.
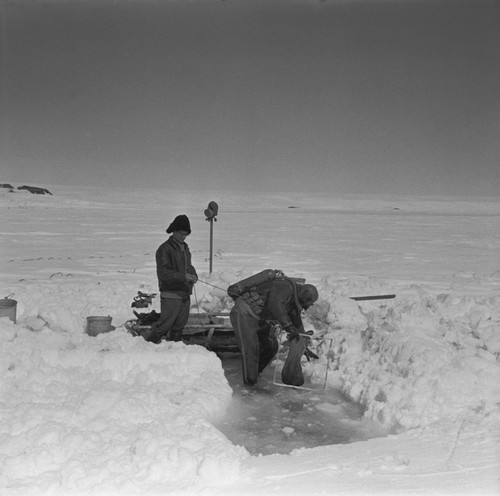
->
[[125, 312, 239, 353]]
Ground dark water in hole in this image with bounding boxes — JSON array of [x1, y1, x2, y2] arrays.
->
[[216, 356, 389, 456]]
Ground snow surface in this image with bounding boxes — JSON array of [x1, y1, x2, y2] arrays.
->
[[1, 185, 499, 495]]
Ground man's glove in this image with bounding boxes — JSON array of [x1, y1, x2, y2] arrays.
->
[[304, 347, 319, 361], [285, 325, 301, 342], [185, 274, 198, 284]]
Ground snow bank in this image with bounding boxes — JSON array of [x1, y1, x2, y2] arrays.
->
[[309, 277, 500, 430], [0, 315, 247, 495]]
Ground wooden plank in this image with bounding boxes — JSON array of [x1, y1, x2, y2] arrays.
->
[[184, 324, 234, 330]]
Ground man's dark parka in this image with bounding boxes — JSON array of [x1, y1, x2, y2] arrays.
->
[[155, 236, 197, 298], [255, 279, 304, 332]]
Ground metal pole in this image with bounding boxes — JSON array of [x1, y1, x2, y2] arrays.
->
[[209, 217, 214, 274], [204, 201, 218, 274]]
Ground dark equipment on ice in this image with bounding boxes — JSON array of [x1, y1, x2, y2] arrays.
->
[[131, 291, 157, 308], [132, 310, 160, 325]]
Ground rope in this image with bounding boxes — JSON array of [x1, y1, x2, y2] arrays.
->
[[193, 285, 202, 315], [197, 279, 233, 294]]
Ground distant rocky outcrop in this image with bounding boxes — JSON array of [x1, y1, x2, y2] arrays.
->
[[2, 184, 53, 195], [17, 185, 53, 195]]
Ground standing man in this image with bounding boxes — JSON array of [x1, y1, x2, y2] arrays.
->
[[229, 274, 319, 386], [143, 214, 198, 343]]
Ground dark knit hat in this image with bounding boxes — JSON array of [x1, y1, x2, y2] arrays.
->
[[298, 284, 319, 309], [166, 215, 191, 234]]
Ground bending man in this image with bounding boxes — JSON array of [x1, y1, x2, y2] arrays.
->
[[229, 275, 318, 386]]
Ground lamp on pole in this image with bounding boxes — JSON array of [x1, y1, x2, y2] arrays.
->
[[204, 201, 218, 274]]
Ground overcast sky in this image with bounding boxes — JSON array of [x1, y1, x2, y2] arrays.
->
[[1, 0, 499, 196]]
